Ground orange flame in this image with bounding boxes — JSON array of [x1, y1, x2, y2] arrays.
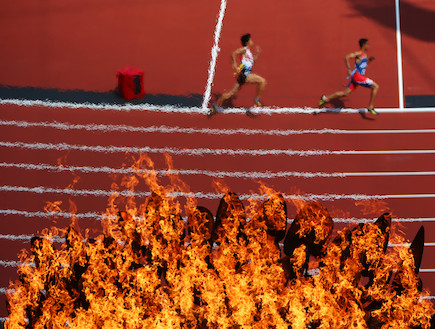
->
[[5, 155, 434, 328]]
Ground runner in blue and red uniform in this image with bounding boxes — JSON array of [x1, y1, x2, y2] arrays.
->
[[210, 33, 266, 115], [319, 38, 379, 115]]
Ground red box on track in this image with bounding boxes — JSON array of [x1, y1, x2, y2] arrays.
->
[[117, 67, 145, 101]]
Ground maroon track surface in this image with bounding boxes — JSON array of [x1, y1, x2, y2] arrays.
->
[[1, 0, 435, 319]]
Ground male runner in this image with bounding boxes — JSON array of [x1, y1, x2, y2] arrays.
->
[[318, 38, 379, 115], [211, 33, 266, 114]]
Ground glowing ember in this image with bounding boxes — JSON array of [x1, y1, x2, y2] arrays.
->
[[5, 158, 435, 328]]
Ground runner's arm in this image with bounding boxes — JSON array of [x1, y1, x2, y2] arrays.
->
[[344, 51, 360, 76], [231, 47, 246, 72]]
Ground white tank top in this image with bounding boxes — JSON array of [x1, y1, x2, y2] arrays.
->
[[241, 48, 254, 73]]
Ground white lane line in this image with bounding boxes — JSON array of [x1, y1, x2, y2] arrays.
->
[[1, 209, 435, 225], [2, 162, 435, 179], [0, 184, 434, 201], [0, 233, 64, 242], [395, 0, 405, 109], [2, 98, 435, 114], [0, 288, 15, 294], [0, 98, 206, 114], [2, 258, 435, 274], [2, 140, 435, 157], [0, 260, 34, 268], [202, 0, 227, 109], [0, 233, 37, 242], [2, 119, 435, 136], [0, 185, 140, 198], [335, 217, 435, 223], [389, 243, 435, 247], [0, 233, 66, 243], [2, 230, 435, 248], [0, 209, 105, 220], [3, 209, 435, 227]]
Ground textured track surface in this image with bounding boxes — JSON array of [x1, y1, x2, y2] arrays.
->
[[1, 0, 435, 319]]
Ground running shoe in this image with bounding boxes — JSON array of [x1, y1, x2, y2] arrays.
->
[[318, 95, 327, 107], [367, 107, 378, 115], [208, 104, 218, 116], [254, 98, 263, 107]]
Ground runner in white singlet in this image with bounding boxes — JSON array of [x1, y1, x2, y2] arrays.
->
[[211, 33, 267, 115]]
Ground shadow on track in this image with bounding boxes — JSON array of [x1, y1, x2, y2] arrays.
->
[[347, 0, 435, 42]]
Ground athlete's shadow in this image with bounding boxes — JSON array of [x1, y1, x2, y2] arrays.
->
[[313, 99, 346, 115], [313, 99, 375, 120], [358, 110, 375, 121], [209, 93, 258, 118], [245, 109, 259, 119]]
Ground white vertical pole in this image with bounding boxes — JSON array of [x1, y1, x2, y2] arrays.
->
[[395, 0, 405, 109]]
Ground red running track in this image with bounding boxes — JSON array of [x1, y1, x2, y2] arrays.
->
[[1, 0, 435, 319], [1, 103, 435, 317]]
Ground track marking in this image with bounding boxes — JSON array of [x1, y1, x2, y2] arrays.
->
[[202, 0, 227, 109], [335, 217, 435, 223], [0, 98, 206, 114], [1, 162, 435, 179], [0, 288, 14, 294], [2, 140, 435, 157], [0, 260, 33, 268], [389, 243, 435, 247], [1, 209, 435, 225], [2, 230, 435, 247], [1, 184, 434, 201], [0, 233, 64, 243], [395, 0, 405, 109], [2, 98, 435, 114], [0, 209, 106, 220], [2, 119, 435, 136], [2, 258, 435, 274]]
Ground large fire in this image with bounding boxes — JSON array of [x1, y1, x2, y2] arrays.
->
[[5, 155, 435, 328]]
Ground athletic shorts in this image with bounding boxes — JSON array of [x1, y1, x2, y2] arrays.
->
[[348, 72, 374, 90], [236, 68, 250, 85]]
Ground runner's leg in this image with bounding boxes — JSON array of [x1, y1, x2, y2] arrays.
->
[[325, 87, 352, 102], [245, 73, 267, 100], [368, 81, 379, 110], [217, 83, 242, 107]]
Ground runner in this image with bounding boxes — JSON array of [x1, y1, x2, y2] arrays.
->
[[318, 38, 379, 115], [210, 33, 266, 115]]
